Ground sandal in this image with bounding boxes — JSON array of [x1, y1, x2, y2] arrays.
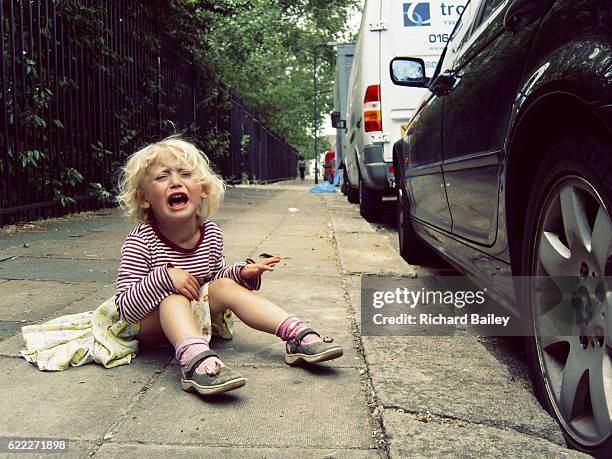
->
[[180, 350, 246, 395], [285, 327, 343, 365]]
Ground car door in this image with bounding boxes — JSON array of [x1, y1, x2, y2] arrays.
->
[[403, 1, 481, 231], [441, 0, 542, 245]]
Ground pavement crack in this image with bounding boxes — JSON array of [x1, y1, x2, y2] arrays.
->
[[383, 403, 565, 447], [99, 440, 377, 450], [87, 359, 173, 457], [326, 197, 390, 459]]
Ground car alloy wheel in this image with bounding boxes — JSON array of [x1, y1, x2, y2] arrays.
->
[[531, 174, 611, 450]]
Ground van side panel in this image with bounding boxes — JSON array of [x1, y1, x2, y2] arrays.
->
[[347, 0, 467, 191], [346, 0, 382, 188]]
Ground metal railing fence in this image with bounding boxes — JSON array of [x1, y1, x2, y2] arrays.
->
[[1, 0, 298, 225]]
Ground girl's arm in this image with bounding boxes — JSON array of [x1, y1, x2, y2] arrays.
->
[[207, 223, 261, 291], [115, 233, 176, 323]]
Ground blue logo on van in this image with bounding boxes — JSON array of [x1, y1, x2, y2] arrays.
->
[[403, 2, 431, 27]]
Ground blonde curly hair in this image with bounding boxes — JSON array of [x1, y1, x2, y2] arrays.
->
[[116, 136, 225, 224]]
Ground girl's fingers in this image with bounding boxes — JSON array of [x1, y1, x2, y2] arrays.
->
[[181, 288, 195, 301], [187, 286, 199, 300], [260, 258, 279, 266]]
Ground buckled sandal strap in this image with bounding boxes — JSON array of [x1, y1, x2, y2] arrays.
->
[[185, 350, 219, 373], [294, 327, 320, 344]]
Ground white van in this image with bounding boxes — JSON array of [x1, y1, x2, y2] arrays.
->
[[345, 0, 467, 221]]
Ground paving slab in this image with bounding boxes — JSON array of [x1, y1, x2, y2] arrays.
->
[[0, 321, 28, 342], [271, 225, 332, 237], [111, 365, 374, 449], [0, 355, 166, 440], [334, 232, 417, 276], [254, 235, 333, 250], [269, 263, 340, 278], [258, 255, 338, 277], [223, 245, 258, 260], [362, 335, 565, 445], [381, 410, 584, 458], [0, 280, 98, 322], [0, 238, 124, 261], [0, 257, 118, 283], [214, 229, 277, 247], [330, 212, 377, 234], [258, 275, 347, 310], [0, 284, 132, 357]]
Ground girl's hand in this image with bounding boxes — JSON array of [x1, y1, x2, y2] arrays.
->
[[240, 256, 281, 279], [167, 267, 200, 301]]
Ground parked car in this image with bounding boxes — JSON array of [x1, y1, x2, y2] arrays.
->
[[344, 0, 467, 221], [390, 0, 612, 455]]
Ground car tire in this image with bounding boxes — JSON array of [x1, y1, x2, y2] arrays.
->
[[521, 136, 612, 456], [346, 171, 359, 204], [395, 165, 431, 264], [340, 168, 347, 195], [359, 173, 382, 222]]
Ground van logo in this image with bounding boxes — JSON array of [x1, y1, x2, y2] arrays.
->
[[403, 2, 431, 27]]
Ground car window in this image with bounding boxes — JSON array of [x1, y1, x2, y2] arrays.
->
[[474, 0, 506, 29], [452, 0, 508, 70], [440, 0, 482, 71]]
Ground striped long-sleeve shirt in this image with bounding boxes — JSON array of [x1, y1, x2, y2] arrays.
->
[[116, 220, 260, 323]]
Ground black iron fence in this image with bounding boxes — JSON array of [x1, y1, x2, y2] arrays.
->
[[0, 0, 298, 226], [226, 96, 299, 185]]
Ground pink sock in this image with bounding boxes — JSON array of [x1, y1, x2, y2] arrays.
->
[[175, 337, 224, 375], [274, 315, 320, 345]]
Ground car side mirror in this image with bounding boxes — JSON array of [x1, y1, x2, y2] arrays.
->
[[330, 111, 345, 129], [390, 58, 429, 87]]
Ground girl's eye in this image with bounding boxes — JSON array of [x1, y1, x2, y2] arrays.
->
[[155, 175, 167, 181], [181, 171, 192, 177]]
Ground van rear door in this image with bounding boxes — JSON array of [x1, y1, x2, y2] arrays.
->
[[381, 0, 468, 163]]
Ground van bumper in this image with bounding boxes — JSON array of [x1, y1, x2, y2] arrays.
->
[[362, 144, 394, 190]]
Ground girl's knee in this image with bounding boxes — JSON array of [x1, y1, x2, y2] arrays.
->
[[210, 277, 240, 290], [160, 294, 191, 309]]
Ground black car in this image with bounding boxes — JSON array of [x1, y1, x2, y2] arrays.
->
[[390, 0, 611, 455]]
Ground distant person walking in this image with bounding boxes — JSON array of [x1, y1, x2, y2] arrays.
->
[[297, 156, 306, 181]]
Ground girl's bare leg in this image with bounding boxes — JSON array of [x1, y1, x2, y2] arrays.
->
[[207, 278, 290, 333], [138, 294, 203, 346]]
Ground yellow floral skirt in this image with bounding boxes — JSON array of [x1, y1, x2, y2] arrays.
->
[[20, 283, 234, 371]]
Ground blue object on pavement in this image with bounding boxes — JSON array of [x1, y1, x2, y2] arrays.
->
[[309, 182, 336, 193]]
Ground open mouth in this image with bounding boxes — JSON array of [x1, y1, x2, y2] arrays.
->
[[167, 192, 189, 209]]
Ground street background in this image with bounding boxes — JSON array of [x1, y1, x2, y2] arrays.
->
[[0, 180, 583, 457]]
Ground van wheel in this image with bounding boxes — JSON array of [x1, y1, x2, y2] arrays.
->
[[521, 137, 612, 456], [395, 166, 430, 264], [359, 174, 382, 222], [346, 171, 359, 204], [340, 168, 347, 195]]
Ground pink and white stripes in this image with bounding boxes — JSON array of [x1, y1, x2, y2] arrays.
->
[[116, 220, 260, 323]]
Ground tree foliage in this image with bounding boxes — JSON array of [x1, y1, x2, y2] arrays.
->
[[180, 0, 359, 158]]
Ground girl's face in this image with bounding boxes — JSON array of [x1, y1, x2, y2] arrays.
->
[[137, 150, 207, 226]]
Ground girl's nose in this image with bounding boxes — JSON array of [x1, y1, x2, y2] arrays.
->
[[169, 172, 183, 186]]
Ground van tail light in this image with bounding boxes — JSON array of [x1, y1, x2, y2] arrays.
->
[[363, 84, 382, 132], [389, 165, 395, 174]]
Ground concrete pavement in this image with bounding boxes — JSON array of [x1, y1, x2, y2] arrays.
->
[[0, 180, 584, 457]]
